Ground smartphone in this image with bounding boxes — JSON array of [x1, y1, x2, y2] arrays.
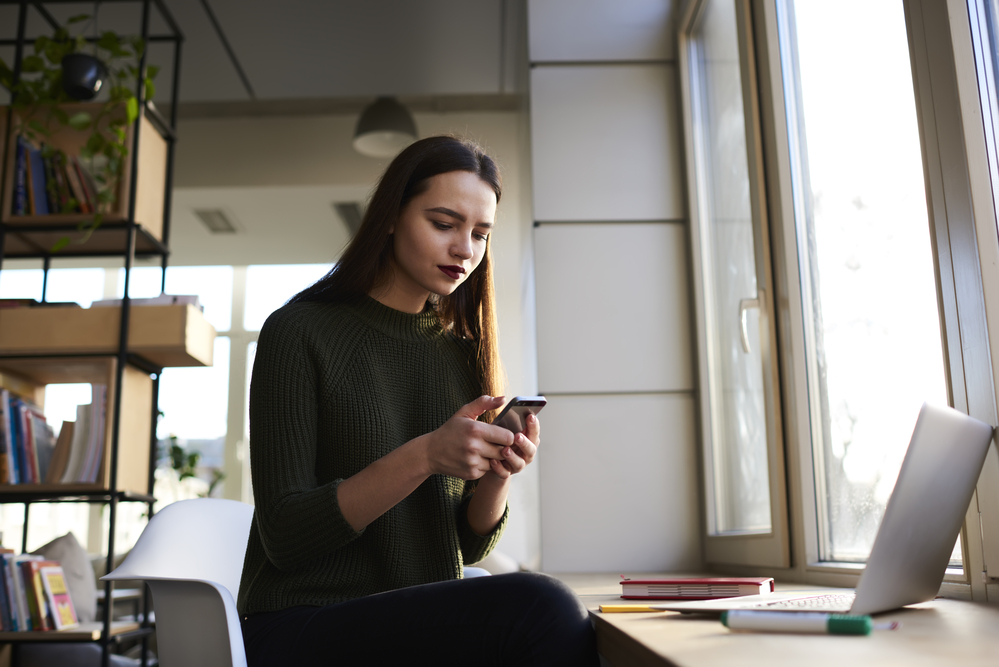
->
[[491, 396, 547, 433]]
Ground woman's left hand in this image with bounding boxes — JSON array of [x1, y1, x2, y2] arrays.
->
[[487, 412, 540, 480]]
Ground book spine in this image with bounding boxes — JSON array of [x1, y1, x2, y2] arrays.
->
[[71, 157, 95, 213], [63, 156, 90, 214], [8, 557, 28, 631], [7, 397, 22, 485], [0, 556, 14, 631], [13, 137, 28, 216], [0, 391, 17, 485], [20, 562, 44, 631], [0, 557, 9, 630], [41, 153, 60, 215], [27, 147, 50, 216]]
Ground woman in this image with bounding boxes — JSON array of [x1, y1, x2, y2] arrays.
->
[[238, 136, 599, 666]]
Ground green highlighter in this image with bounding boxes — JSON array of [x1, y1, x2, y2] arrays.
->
[[720, 610, 873, 635]]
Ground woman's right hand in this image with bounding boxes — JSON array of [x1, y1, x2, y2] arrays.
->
[[424, 395, 516, 480]]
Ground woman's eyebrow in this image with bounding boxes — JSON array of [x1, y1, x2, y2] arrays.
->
[[425, 206, 465, 222]]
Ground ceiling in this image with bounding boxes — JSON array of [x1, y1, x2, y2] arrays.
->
[[0, 0, 526, 110], [0, 0, 528, 268]]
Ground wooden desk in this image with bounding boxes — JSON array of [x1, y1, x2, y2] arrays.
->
[[554, 574, 999, 667]]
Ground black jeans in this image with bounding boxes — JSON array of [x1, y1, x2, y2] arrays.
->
[[240, 572, 600, 667]]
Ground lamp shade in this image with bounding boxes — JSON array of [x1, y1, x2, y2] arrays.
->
[[353, 97, 418, 158]]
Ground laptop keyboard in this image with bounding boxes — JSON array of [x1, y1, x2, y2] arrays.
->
[[753, 593, 856, 611]]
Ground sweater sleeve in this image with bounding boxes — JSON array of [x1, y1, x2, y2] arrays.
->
[[248, 308, 364, 571], [456, 484, 508, 566]]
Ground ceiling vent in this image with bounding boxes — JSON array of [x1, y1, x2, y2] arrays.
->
[[194, 208, 238, 234], [333, 202, 364, 235]]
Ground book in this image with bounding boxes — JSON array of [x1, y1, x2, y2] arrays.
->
[[60, 403, 91, 485], [63, 155, 91, 214], [91, 294, 203, 309], [26, 144, 50, 216], [0, 554, 18, 630], [619, 577, 775, 600], [5, 394, 23, 484], [8, 554, 42, 630], [40, 566, 77, 630], [69, 156, 94, 213], [21, 559, 58, 631], [45, 421, 75, 484], [79, 385, 107, 484], [31, 412, 56, 483], [13, 136, 29, 215], [41, 152, 60, 214]]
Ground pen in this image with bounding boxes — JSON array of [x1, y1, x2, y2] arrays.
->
[[720, 610, 873, 635]]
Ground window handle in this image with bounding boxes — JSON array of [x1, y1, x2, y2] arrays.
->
[[738, 292, 762, 354]]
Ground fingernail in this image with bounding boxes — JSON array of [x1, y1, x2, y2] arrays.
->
[[528, 413, 536, 423]]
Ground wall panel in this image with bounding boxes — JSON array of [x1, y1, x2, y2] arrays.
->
[[530, 65, 685, 222], [535, 222, 694, 393]]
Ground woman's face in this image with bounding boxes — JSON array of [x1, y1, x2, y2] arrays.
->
[[380, 170, 497, 313]]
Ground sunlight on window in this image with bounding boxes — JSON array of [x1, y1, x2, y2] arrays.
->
[[158, 336, 231, 441], [243, 264, 331, 331], [0, 268, 104, 307], [782, 0, 948, 561], [117, 265, 234, 331]]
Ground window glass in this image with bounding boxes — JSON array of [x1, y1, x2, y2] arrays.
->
[[117, 265, 233, 331], [158, 336, 231, 441], [243, 264, 331, 331], [689, 0, 772, 533], [778, 0, 948, 562], [0, 267, 103, 307]]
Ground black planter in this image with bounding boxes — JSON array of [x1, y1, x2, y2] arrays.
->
[[61, 53, 108, 101]]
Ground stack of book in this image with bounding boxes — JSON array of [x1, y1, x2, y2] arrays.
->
[[619, 576, 775, 600], [11, 135, 100, 217], [0, 386, 107, 485], [0, 551, 78, 631]]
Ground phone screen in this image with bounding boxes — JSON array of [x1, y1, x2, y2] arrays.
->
[[492, 396, 547, 433]]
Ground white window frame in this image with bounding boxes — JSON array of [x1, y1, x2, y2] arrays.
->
[[685, 0, 999, 599]]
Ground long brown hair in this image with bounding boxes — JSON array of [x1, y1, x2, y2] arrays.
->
[[289, 135, 505, 400]]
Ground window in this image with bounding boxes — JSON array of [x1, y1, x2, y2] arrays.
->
[[683, 0, 999, 596], [776, 0, 948, 564], [680, 0, 790, 567]]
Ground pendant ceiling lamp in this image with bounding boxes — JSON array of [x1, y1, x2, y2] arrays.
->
[[353, 96, 418, 158]]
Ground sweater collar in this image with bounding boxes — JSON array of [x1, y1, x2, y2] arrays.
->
[[347, 295, 442, 340]]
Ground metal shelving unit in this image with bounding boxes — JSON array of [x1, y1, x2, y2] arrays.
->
[[0, 2, 184, 665]]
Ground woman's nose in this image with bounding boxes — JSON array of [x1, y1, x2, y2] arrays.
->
[[452, 236, 473, 259]]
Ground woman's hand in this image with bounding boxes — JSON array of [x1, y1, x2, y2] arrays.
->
[[424, 395, 515, 480], [486, 412, 540, 480]]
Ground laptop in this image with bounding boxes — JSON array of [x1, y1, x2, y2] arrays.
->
[[659, 403, 994, 616]]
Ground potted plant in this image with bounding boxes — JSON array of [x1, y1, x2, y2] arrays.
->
[[0, 13, 158, 249]]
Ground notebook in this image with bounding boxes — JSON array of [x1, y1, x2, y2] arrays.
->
[[658, 403, 994, 616]]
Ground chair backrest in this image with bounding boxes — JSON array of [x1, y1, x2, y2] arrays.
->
[[104, 497, 254, 595], [103, 498, 255, 667]]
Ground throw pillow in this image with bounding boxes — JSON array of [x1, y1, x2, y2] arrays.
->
[[31, 532, 97, 624]]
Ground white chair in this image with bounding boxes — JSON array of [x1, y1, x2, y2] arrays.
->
[[102, 498, 254, 667]]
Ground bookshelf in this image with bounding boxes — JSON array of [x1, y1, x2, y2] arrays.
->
[[0, 1, 186, 665]]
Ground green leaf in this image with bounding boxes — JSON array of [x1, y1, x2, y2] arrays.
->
[[50, 237, 71, 253], [79, 146, 93, 159], [21, 55, 44, 73], [126, 96, 139, 124], [52, 107, 70, 125], [146, 65, 160, 79], [97, 32, 120, 54], [144, 78, 156, 101], [28, 119, 48, 136], [131, 37, 146, 57], [67, 13, 91, 24], [68, 112, 92, 130], [86, 132, 106, 154]]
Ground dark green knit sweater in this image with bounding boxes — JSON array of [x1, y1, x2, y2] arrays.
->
[[236, 296, 508, 616]]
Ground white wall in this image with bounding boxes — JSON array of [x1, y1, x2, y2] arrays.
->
[[527, 0, 701, 572]]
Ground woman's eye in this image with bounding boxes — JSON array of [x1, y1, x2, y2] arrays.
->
[[473, 233, 489, 242], [432, 221, 451, 230]]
